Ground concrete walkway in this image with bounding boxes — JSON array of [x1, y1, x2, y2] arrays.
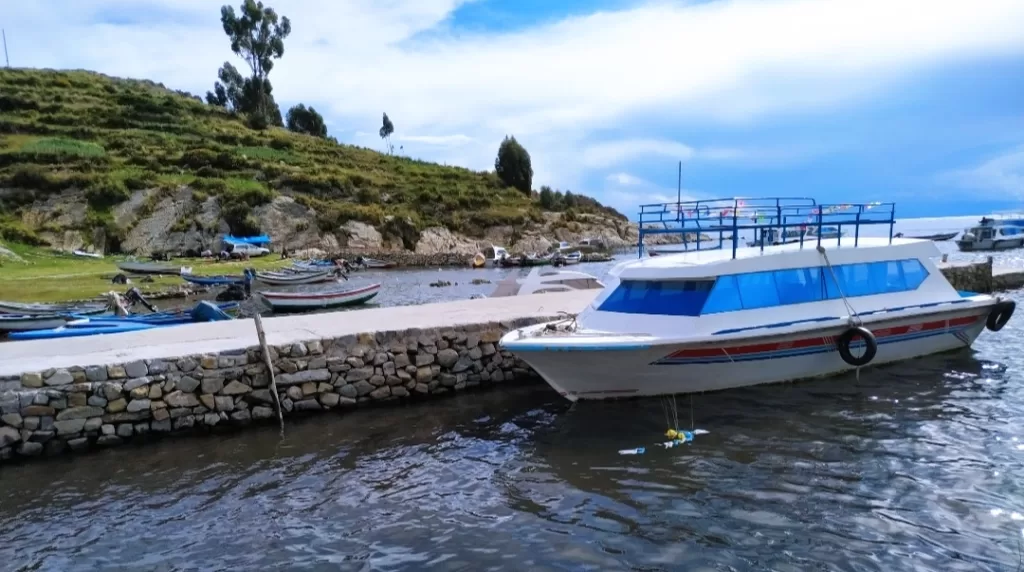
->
[[0, 291, 598, 377]]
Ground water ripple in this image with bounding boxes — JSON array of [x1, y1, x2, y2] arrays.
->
[[3, 293, 1024, 570]]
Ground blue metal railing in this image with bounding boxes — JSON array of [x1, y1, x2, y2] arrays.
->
[[637, 197, 896, 259]]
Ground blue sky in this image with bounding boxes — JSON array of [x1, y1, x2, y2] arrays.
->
[[5, 0, 1024, 219]]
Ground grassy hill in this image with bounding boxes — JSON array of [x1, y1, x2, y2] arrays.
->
[[0, 68, 626, 252]]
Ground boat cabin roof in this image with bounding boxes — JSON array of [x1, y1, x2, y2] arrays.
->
[[614, 237, 938, 281]]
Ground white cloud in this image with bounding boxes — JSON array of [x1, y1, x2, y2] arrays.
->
[[5, 0, 1024, 192], [939, 146, 1024, 198], [606, 172, 646, 186], [395, 134, 473, 147]]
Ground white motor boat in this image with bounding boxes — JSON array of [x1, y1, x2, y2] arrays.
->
[[955, 216, 1024, 252], [471, 245, 510, 268], [489, 267, 604, 297], [500, 197, 1016, 401]]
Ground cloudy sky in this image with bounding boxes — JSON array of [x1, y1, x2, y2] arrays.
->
[[5, 0, 1024, 217]]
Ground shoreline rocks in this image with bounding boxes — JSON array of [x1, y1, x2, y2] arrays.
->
[[0, 318, 549, 465]]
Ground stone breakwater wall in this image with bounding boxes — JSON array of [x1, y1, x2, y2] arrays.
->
[[0, 318, 548, 465], [941, 259, 993, 293]]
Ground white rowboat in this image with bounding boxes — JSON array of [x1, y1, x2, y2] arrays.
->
[[259, 282, 380, 312]]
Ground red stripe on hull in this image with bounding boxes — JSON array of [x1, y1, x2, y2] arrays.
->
[[666, 314, 983, 359]]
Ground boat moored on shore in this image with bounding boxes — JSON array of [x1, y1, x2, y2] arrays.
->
[[500, 197, 1016, 401]]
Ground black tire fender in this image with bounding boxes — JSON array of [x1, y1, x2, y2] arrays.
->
[[986, 300, 1015, 332], [837, 326, 877, 367]]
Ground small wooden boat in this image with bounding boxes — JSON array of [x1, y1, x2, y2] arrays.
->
[[0, 300, 108, 316], [0, 314, 73, 332], [181, 273, 243, 286], [360, 257, 395, 269], [292, 259, 336, 270], [259, 282, 380, 312], [253, 269, 335, 286], [7, 302, 237, 340], [117, 262, 180, 275], [903, 231, 959, 241], [72, 249, 103, 259]]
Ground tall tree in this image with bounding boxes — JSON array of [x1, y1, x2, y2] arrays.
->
[[210, 1, 291, 127], [286, 104, 327, 138], [495, 135, 533, 195], [379, 113, 395, 154]]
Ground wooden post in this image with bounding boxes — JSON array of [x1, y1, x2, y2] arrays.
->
[[254, 314, 285, 437]]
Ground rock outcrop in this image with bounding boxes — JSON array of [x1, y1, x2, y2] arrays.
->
[[9, 186, 682, 261]]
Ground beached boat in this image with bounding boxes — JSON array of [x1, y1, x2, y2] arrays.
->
[[252, 269, 336, 286], [488, 268, 604, 297], [117, 261, 181, 275], [901, 231, 958, 241], [352, 256, 394, 269], [181, 273, 244, 286], [500, 197, 1015, 402], [9, 320, 159, 340], [72, 249, 103, 259], [0, 300, 108, 316], [259, 282, 380, 312], [7, 301, 236, 340], [0, 314, 72, 332]]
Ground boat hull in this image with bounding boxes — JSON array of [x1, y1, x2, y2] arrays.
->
[[254, 270, 333, 286], [503, 307, 991, 401], [260, 283, 380, 311], [956, 238, 1024, 252], [0, 315, 70, 332], [181, 274, 243, 286]]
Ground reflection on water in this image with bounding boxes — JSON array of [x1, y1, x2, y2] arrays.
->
[[4, 230, 1024, 570], [3, 291, 1024, 571]]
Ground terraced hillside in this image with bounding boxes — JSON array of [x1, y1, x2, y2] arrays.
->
[[0, 68, 646, 257]]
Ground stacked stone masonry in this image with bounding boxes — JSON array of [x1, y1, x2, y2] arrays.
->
[[0, 319, 547, 464]]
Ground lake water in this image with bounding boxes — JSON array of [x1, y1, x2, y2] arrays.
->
[[3, 214, 1024, 570], [2, 289, 1023, 570]]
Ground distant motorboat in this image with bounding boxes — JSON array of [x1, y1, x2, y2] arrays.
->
[[956, 216, 1024, 252]]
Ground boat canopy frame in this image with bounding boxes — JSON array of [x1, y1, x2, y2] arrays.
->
[[637, 197, 896, 259]]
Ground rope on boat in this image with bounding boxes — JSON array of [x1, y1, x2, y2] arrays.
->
[[817, 245, 865, 380], [816, 245, 862, 327]]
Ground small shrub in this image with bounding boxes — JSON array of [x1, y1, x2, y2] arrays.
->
[[85, 178, 130, 209]]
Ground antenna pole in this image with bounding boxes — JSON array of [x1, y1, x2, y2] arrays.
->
[[2, 29, 8, 67], [676, 160, 682, 209]]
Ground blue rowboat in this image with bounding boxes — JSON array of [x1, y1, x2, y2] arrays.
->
[[8, 320, 160, 340]]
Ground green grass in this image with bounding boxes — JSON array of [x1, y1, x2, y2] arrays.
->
[[0, 243, 289, 303], [0, 67, 625, 246], [17, 137, 106, 157]]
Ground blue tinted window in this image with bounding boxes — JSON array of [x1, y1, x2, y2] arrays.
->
[[774, 267, 824, 305], [700, 258, 930, 314], [736, 271, 780, 309], [702, 275, 742, 313], [901, 259, 928, 289], [598, 280, 714, 316]]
